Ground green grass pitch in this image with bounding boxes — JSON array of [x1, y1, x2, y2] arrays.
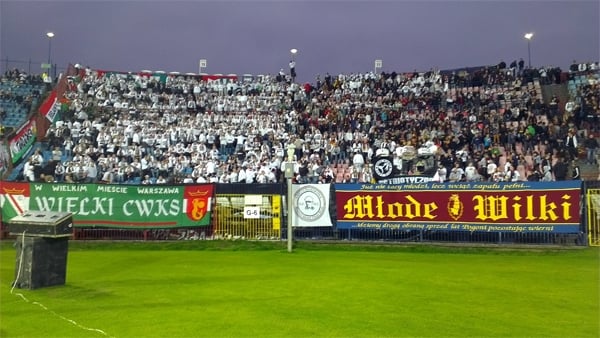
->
[[1, 241, 598, 338]]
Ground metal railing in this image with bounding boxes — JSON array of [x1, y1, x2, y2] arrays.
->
[[0, 57, 65, 79], [1, 181, 598, 246]]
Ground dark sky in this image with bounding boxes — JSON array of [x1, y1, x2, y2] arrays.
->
[[1, 0, 598, 83]]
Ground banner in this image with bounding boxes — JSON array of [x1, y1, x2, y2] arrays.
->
[[8, 119, 36, 164], [0, 140, 10, 177], [372, 154, 437, 183], [201, 74, 237, 82], [378, 175, 436, 184], [372, 155, 400, 181], [0, 182, 214, 229], [335, 181, 582, 233], [292, 184, 332, 227], [38, 90, 59, 123]]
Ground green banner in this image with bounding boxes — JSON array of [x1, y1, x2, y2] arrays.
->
[[9, 119, 36, 164], [1, 182, 213, 229]]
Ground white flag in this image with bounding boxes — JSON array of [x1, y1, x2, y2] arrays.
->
[[291, 184, 332, 227]]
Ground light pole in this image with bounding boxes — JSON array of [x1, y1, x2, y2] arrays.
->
[[524, 32, 533, 69], [46, 32, 54, 76], [289, 48, 297, 82], [285, 143, 296, 253], [46, 32, 54, 64]]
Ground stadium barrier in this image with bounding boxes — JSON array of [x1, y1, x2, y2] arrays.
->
[[584, 181, 600, 246], [0, 180, 592, 246], [212, 184, 284, 240], [0, 57, 64, 79]]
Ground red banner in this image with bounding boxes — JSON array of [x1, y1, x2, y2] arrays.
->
[[335, 182, 581, 229], [38, 90, 58, 122], [201, 75, 237, 82]]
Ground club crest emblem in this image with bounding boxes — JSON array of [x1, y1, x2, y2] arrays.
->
[[185, 188, 209, 221], [293, 186, 326, 222], [447, 194, 464, 220], [373, 157, 393, 179]]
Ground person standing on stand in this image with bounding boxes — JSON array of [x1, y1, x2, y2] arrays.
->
[[565, 130, 578, 161], [553, 157, 569, 181], [584, 134, 598, 165], [571, 160, 581, 180], [289, 60, 296, 82]]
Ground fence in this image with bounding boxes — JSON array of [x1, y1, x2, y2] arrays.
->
[[213, 194, 282, 240], [0, 180, 596, 246], [585, 180, 600, 246], [0, 57, 65, 79]]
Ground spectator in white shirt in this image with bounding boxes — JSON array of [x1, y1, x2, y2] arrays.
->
[[448, 162, 464, 182], [23, 158, 35, 182], [486, 160, 497, 181], [352, 150, 365, 171], [464, 162, 479, 182]]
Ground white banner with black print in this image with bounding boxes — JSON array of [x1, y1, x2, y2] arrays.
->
[[291, 184, 332, 227]]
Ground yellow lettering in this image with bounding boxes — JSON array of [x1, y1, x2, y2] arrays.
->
[[344, 192, 573, 223], [525, 195, 536, 221], [423, 202, 437, 219], [376, 196, 386, 218], [561, 194, 572, 220], [343, 194, 438, 220], [512, 196, 522, 221], [404, 195, 420, 218], [473, 195, 509, 221], [343, 195, 375, 218], [387, 202, 403, 219], [538, 195, 558, 221], [475, 193, 572, 222]]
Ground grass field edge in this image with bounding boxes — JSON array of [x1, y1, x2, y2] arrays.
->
[[1, 239, 596, 255]]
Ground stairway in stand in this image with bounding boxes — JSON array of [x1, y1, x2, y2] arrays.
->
[[540, 82, 570, 115]]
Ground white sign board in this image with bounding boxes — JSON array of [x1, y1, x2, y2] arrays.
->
[[243, 206, 261, 219], [244, 195, 262, 205]]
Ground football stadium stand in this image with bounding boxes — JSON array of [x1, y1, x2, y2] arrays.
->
[[1, 60, 599, 184]]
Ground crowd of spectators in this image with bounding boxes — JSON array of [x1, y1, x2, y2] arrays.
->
[[9, 60, 600, 184], [0, 69, 48, 132], [566, 61, 600, 133], [1, 69, 47, 103]]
